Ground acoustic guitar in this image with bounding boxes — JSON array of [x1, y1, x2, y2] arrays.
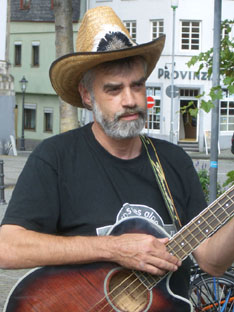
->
[[4, 185, 234, 312]]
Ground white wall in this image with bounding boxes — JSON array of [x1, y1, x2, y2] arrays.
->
[[0, 0, 7, 61]]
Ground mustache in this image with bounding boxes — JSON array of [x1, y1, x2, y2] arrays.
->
[[115, 107, 146, 120]]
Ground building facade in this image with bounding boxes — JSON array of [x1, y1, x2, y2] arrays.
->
[[9, 0, 83, 150], [8, 0, 234, 150], [0, 0, 15, 155], [87, 0, 234, 150]]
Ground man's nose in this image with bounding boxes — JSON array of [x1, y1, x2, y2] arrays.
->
[[122, 88, 136, 107]]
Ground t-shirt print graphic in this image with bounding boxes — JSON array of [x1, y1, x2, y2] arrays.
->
[[96, 203, 176, 237]]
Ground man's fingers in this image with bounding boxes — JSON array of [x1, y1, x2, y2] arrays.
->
[[138, 255, 180, 275]]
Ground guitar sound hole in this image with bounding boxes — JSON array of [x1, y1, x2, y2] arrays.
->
[[106, 269, 150, 312]]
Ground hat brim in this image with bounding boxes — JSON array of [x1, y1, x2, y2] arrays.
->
[[49, 35, 165, 108]]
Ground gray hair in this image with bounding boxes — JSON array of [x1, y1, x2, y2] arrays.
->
[[79, 55, 148, 95]]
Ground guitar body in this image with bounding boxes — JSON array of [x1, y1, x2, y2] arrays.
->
[[4, 186, 234, 311], [4, 217, 192, 312], [4, 264, 191, 312]]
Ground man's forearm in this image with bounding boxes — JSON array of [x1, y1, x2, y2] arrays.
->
[[0, 224, 112, 269], [0, 224, 181, 275], [194, 218, 234, 276]]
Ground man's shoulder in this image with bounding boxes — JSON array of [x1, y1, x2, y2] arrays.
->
[[147, 136, 192, 163], [149, 136, 185, 152], [31, 123, 92, 159]]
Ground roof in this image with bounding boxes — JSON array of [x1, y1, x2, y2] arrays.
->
[[10, 0, 80, 22]]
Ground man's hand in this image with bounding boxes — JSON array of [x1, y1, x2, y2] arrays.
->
[[108, 233, 181, 276], [0, 225, 181, 273]]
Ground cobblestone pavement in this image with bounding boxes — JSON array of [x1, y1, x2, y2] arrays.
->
[[0, 150, 233, 311]]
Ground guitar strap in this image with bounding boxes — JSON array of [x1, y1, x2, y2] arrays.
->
[[140, 135, 182, 231]]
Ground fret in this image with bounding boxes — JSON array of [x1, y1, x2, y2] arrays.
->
[[210, 209, 223, 224], [199, 214, 215, 235], [167, 238, 184, 257]]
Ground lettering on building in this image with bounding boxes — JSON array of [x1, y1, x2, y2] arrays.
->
[[158, 68, 211, 81]]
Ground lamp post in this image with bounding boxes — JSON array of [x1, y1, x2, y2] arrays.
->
[[19, 76, 28, 151], [169, 0, 179, 143]]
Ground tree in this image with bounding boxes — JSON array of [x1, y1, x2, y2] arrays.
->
[[53, 0, 79, 133], [181, 19, 234, 117]]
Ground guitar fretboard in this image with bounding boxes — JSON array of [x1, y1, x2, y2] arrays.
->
[[134, 185, 234, 290], [168, 185, 234, 260]]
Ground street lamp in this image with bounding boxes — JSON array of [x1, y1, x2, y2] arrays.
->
[[19, 76, 28, 151], [169, 0, 179, 143]]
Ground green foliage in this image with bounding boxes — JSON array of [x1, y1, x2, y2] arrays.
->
[[197, 167, 234, 203], [180, 101, 198, 117], [197, 168, 223, 202], [184, 19, 234, 116], [223, 170, 234, 187], [197, 169, 210, 202]]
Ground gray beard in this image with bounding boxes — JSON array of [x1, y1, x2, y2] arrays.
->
[[92, 98, 147, 139]]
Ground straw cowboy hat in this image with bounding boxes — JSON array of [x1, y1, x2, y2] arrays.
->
[[49, 6, 165, 108]]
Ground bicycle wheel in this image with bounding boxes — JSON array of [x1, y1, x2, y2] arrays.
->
[[189, 272, 234, 312]]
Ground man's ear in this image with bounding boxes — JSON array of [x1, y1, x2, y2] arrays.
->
[[78, 84, 92, 110]]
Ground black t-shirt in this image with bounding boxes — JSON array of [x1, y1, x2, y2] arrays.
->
[[2, 122, 207, 302]]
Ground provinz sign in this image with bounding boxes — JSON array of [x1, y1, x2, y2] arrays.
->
[[158, 68, 211, 81]]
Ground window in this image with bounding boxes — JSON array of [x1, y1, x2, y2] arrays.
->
[[221, 22, 233, 40], [123, 20, 137, 42], [14, 42, 22, 66], [24, 104, 36, 131], [181, 21, 200, 50], [180, 89, 199, 97], [151, 20, 164, 40], [20, 0, 31, 9], [145, 87, 161, 130], [222, 26, 229, 39], [220, 90, 234, 131], [44, 108, 53, 132], [32, 42, 40, 67]]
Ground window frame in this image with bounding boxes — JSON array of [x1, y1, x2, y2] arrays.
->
[[24, 103, 36, 131], [180, 20, 201, 51], [123, 20, 137, 43], [151, 19, 164, 40], [20, 0, 31, 10], [43, 108, 53, 133], [220, 90, 234, 132], [145, 86, 162, 132], [32, 41, 40, 67], [14, 42, 22, 66]]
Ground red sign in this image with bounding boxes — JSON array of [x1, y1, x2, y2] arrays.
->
[[147, 96, 155, 109]]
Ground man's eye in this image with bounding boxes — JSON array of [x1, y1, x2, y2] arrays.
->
[[133, 82, 144, 89], [107, 87, 121, 93]]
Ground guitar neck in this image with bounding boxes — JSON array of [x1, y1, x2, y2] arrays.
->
[[167, 185, 234, 260]]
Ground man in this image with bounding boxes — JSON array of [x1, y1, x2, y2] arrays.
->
[[0, 6, 233, 310]]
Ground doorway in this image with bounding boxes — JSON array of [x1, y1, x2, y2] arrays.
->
[[179, 99, 198, 141]]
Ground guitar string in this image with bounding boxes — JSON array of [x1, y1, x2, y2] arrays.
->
[[110, 190, 234, 309], [88, 271, 153, 312], [167, 190, 234, 260], [132, 190, 234, 291], [169, 190, 233, 256], [86, 271, 140, 312], [87, 189, 234, 311], [167, 196, 233, 260], [170, 187, 234, 251], [87, 188, 234, 311]]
